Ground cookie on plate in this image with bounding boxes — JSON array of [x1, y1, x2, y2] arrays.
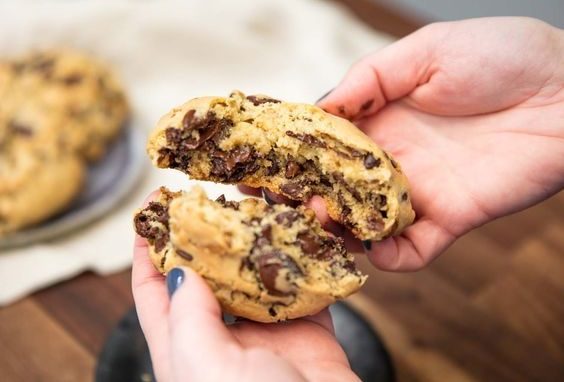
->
[[6, 50, 129, 161], [0, 141, 84, 234], [134, 186, 366, 323], [147, 91, 414, 241]]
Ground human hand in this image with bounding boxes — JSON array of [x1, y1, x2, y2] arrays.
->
[[132, 197, 359, 382], [256, 17, 564, 271]]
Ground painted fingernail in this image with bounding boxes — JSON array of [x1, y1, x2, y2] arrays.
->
[[262, 189, 276, 205], [362, 240, 372, 252], [166, 268, 185, 298], [316, 88, 334, 103]]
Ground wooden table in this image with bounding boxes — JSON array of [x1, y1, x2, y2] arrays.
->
[[2, 2, 564, 381]]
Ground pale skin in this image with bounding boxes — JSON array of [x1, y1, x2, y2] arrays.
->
[[133, 17, 564, 381]]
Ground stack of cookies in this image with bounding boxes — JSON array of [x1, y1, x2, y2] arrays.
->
[[0, 50, 129, 235]]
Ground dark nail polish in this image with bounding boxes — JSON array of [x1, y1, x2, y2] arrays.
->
[[362, 240, 372, 252], [167, 268, 185, 297], [262, 189, 275, 205], [316, 88, 334, 103]]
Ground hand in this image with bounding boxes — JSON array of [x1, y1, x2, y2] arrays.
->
[[263, 17, 564, 271], [132, 199, 359, 382]]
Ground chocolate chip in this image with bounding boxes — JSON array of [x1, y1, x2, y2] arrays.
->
[[285, 131, 326, 148], [182, 109, 196, 129], [8, 121, 33, 136], [285, 160, 301, 178], [367, 214, 385, 231], [363, 153, 381, 169], [333, 173, 362, 202], [177, 249, 193, 261], [62, 74, 83, 85], [297, 232, 321, 256], [361, 98, 374, 111], [343, 260, 356, 272], [256, 251, 300, 296], [147, 202, 169, 227], [268, 307, 277, 317], [246, 95, 281, 106], [280, 182, 306, 199], [265, 151, 280, 176], [215, 194, 240, 210], [275, 210, 300, 227], [261, 225, 273, 241], [401, 192, 409, 201]]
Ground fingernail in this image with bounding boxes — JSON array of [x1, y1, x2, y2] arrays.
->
[[262, 189, 276, 205], [316, 88, 334, 103], [167, 268, 185, 298], [362, 240, 372, 252]]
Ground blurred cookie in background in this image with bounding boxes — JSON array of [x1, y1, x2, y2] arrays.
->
[[0, 49, 129, 235], [5, 50, 129, 161]]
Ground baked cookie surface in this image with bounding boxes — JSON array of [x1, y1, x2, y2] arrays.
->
[[134, 186, 366, 323], [4, 50, 129, 161], [148, 91, 414, 241], [0, 50, 129, 235], [0, 142, 84, 234]]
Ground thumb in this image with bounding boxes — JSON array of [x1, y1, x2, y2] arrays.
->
[[318, 24, 436, 120], [167, 267, 240, 379]]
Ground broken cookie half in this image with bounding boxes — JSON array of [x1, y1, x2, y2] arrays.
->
[[148, 91, 414, 241], [134, 186, 366, 323]]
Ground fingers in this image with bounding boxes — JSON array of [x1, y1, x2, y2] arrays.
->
[[168, 267, 239, 378], [131, 190, 172, 380], [318, 25, 435, 121], [301, 308, 335, 335], [364, 218, 456, 271]]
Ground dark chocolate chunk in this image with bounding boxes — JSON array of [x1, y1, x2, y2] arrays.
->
[[297, 232, 321, 256], [274, 210, 300, 227], [401, 192, 409, 201], [62, 74, 83, 85], [182, 109, 196, 129], [363, 153, 381, 169], [333, 173, 362, 202], [268, 307, 277, 317], [284, 160, 301, 179], [246, 95, 281, 106], [215, 194, 240, 210], [210, 145, 259, 182], [261, 225, 273, 242], [367, 214, 385, 231], [280, 181, 306, 199], [256, 251, 300, 296], [343, 260, 357, 272], [134, 208, 170, 253], [147, 202, 169, 227], [285, 131, 326, 148], [8, 121, 33, 136], [265, 151, 280, 175], [360, 98, 374, 111], [177, 249, 193, 261]]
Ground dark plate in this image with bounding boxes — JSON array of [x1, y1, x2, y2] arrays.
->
[[95, 302, 395, 382], [0, 126, 146, 249]]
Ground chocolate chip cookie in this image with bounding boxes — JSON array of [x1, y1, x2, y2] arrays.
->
[[0, 142, 84, 234], [0, 49, 129, 235], [134, 186, 366, 323], [5, 50, 129, 161], [148, 91, 414, 241]]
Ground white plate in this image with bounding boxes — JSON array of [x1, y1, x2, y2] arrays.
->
[[0, 126, 146, 249]]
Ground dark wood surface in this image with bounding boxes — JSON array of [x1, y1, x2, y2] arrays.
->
[[1, 2, 563, 382]]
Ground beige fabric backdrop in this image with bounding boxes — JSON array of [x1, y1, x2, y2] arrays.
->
[[0, 0, 392, 305]]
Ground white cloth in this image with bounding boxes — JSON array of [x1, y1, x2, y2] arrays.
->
[[0, 0, 392, 305]]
